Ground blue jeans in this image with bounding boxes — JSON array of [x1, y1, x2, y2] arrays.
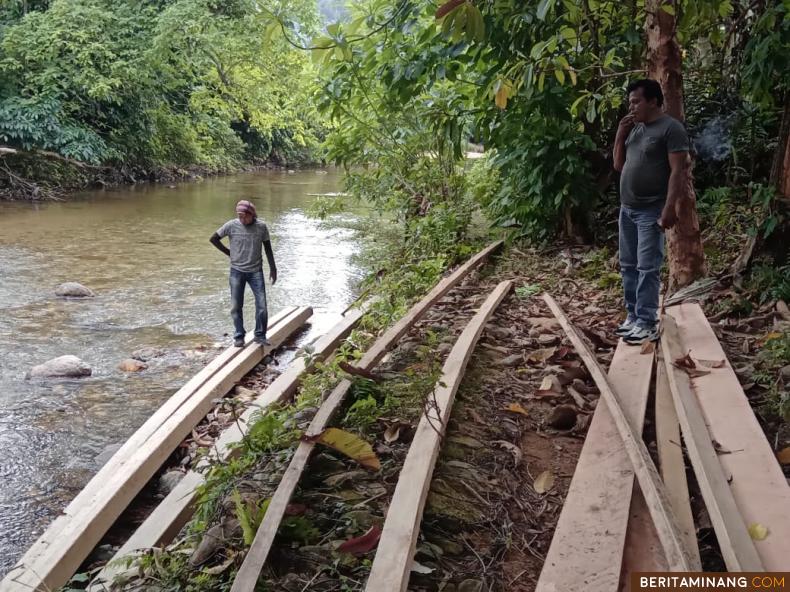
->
[[619, 204, 665, 328], [229, 268, 268, 341]]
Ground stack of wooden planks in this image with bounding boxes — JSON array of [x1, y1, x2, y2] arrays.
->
[[2, 306, 313, 592], [536, 298, 790, 590]]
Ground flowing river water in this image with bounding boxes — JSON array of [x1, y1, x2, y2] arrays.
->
[[0, 169, 364, 574]]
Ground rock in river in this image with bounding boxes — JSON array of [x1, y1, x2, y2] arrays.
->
[[55, 282, 95, 298], [28, 355, 92, 379], [119, 358, 148, 372]]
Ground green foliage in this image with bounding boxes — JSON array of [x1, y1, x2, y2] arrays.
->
[[232, 489, 268, 546], [514, 283, 541, 300], [748, 263, 790, 304], [756, 331, 790, 421], [0, 0, 323, 172]]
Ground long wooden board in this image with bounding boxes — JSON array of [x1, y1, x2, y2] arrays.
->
[[365, 281, 512, 592], [660, 313, 763, 571], [229, 241, 503, 592], [2, 307, 312, 592], [543, 294, 694, 572], [88, 307, 366, 591], [654, 354, 700, 566], [7, 307, 296, 555], [537, 338, 656, 591], [666, 303, 790, 570]]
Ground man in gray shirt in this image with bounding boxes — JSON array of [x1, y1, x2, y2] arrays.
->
[[210, 199, 278, 347], [613, 79, 690, 345]]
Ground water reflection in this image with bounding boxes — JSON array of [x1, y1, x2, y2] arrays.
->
[[0, 169, 362, 573]]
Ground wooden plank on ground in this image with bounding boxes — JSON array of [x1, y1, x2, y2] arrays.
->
[[89, 307, 366, 591], [618, 349, 703, 590], [10, 307, 296, 554], [2, 307, 312, 592], [543, 294, 695, 572], [666, 303, 790, 570], [660, 313, 764, 571], [537, 337, 656, 591], [654, 353, 700, 566], [229, 241, 503, 592], [365, 281, 512, 592]]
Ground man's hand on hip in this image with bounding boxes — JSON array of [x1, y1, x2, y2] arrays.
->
[[659, 203, 679, 229]]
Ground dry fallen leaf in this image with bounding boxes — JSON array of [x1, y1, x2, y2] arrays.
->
[[539, 375, 562, 392], [468, 408, 485, 424], [776, 447, 790, 465], [504, 402, 529, 416], [748, 523, 769, 541], [673, 351, 696, 369], [527, 347, 557, 364], [640, 341, 655, 355], [759, 331, 783, 345], [384, 424, 401, 443], [202, 553, 236, 575], [698, 358, 726, 369], [310, 428, 381, 471], [493, 440, 522, 465], [338, 525, 382, 555], [449, 435, 484, 448], [533, 470, 555, 494], [410, 560, 435, 574]]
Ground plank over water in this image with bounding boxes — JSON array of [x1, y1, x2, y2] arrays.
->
[[89, 307, 366, 591], [661, 312, 764, 571], [665, 303, 790, 570], [10, 307, 295, 548], [2, 307, 312, 592], [537, 334, 656, 591], [229, 241, 503, 592], [365, 281, 512, 592], [542, 294, 695, 573]]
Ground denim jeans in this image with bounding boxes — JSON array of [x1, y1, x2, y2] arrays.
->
[[229, 268, 268, 341], [619, 203, 665, 328]]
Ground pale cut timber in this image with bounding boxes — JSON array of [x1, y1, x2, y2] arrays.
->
[[619, 483, 669, 590], [365, 281, 512, 592], [230, 241, 503, 592], [619, 354, 700, 590], [0, 307, 295, 591], [88, 307, 366, 591], [16, 306, 296, 548], [666, 303, 790, 570], [542, 294, 694, 572], [2, 307, 312, 592], [660, 313, 764, 571], [537, 339, 657, 591], [654, 355, 700, 567]]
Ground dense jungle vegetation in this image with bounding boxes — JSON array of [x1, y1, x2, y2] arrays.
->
[[1, 0, 788, 281]]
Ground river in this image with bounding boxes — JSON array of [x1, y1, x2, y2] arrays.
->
[[0, 169, 364, 574]]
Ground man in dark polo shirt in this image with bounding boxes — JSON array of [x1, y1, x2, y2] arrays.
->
[[613, 79, 690, 345], [210, 199, 278, 347]]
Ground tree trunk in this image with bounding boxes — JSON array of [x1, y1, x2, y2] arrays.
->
[[770, 99, 790, 199], [645, 0, 706, 290]]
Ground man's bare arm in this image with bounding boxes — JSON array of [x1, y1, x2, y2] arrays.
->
[[613, 115, 635, 172], [660, 151, 688, 229], [210, 232, 230, 257], [263, 240, 277, 285]]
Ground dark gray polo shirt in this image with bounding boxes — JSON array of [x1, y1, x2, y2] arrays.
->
[[216, 218, 270, 272], [620, 115, 690, 208]]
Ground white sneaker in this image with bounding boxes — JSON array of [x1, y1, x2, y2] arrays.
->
[[615, 317, 637, 336], [623, 325, 659, 345]]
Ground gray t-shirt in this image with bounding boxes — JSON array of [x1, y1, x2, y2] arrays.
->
[[216, 218, 270, 272], [620, 115, 689, 208]]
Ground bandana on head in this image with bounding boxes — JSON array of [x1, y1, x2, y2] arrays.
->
[[235, 200, 256, 218]]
